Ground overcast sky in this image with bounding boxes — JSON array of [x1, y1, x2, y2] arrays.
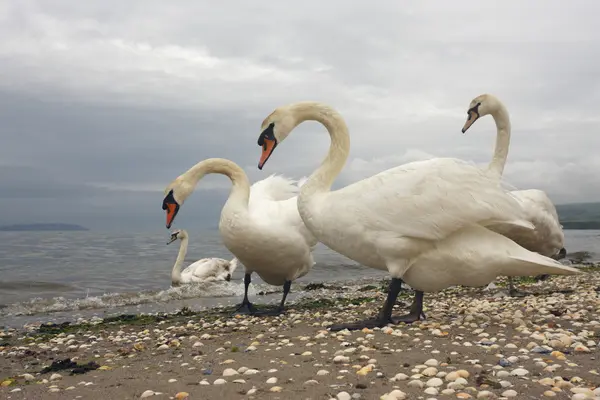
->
[[1, 1, 599, 231]]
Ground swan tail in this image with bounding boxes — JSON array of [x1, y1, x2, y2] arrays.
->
[[250, 174, 300, 202], [504, 255, 582, 277]]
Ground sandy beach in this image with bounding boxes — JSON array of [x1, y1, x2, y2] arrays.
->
[[1, 269, 599, 400]]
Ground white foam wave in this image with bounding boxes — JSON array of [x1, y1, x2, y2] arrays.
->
[[0, 281, 268, 317]]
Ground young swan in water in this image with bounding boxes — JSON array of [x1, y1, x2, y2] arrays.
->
[[167, 229, 238, 286], [462, 93, 567, 296]]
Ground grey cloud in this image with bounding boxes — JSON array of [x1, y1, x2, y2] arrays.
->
[[0, 0, 599, 229]]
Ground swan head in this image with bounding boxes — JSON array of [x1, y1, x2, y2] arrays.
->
[[257, 106, 298, 169], [461, 94, 502, 133], [162, 176, 195, 229], [166, 229, 187, 245]]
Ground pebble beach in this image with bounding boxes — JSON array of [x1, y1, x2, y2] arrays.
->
[[1, 269, 599, 400]]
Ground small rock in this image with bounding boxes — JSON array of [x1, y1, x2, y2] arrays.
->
[[270, 386, 283, 392], [337, 392, 351, 400], [574, 345, 590, 353], [496, 371, 510, 379], [422, 367, 438, 377], [426, 377, 444, 387], [393, 373, 409, 381], [168, 378, 177, 383], [543, 390, 556, 397], [510, 368, 529, 377], [477, 390, 495, 398], [334, 356, 350, 364], [140, 390, 155, 398], [49, 373, 62, 381], [22, 374, 35, 382], [424, 359, 439, 367], [538, 377, 554, 386], [317, 370, 330, 376], [424, 387, 438, 395], [304, 380, 319, 386], [266, 377, 278, 384], [175, 392, 189, 399], [244, 369, 259, 375], [408, 380, 424, 389], [386, 389, 406, 399], [222, 368, 238, 377], [213, 379, 226, 385]]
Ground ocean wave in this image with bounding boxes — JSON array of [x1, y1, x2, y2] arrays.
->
[[0, 281, 269, 317]]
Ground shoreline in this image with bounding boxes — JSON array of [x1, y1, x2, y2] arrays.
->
[[1, 270, 599, 399]]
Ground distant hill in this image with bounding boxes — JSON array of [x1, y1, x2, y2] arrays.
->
[[556, 202, 600, 229], [0, 223, 89, 232]]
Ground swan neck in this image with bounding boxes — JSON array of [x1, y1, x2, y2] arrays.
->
[[489, 105, 511, 177], [187, 158, 251, 211], [172, 236, 188, 284], [292, 103, 350, 195]]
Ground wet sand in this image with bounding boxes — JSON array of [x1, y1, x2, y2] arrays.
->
[[1, 270, 599, 400]]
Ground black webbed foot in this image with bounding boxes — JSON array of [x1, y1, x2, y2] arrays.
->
[[232, 301, 257, 315], [329, 280, 426, 332]]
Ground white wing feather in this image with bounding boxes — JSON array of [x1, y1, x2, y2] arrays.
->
[[318, 158, 529, 242]]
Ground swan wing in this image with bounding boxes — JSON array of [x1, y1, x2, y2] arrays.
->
[[249, 174, 300, 205], [182, 258, 232, 280], [492, 189, 565, 255], [248, 175, 318, 248], [318, 158, 529, 242]]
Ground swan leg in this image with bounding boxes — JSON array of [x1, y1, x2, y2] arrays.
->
[[391, 290, 425, 323], [225, 273, 232, 282], [252, 280, 291, 317], [507, 277, 530, 297], [232, 273, 257, 315], [329, 278, 409, 331]]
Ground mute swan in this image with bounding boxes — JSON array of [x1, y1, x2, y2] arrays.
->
[[255, 101, 581, 330], [461, 94, 567, 296], [162, 158, 317, 315], [166, 229, 238, 285]]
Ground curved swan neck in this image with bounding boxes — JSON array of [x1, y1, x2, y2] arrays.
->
[[185, 158, 251, 210], [488, 103, 511, 177], [172, 236, 188, 284], [290, 102, 350, 194]]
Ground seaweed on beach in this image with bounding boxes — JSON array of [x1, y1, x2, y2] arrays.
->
[[40, 358, 100, 375]]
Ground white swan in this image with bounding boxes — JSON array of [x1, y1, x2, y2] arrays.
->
[[255, 101, 581, 330], [166, 228, 238, 286], [162, 158, 317, 315], [461, 94, 567, 296]]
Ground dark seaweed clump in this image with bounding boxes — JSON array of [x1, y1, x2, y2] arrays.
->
[[40, 358, 100, 375]]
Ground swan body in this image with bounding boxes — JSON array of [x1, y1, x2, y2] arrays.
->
[[167, 229, 238, 286], [256, 101, 580, 328], [462, 94, 567, 294], [162, 159, 317, 314]]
